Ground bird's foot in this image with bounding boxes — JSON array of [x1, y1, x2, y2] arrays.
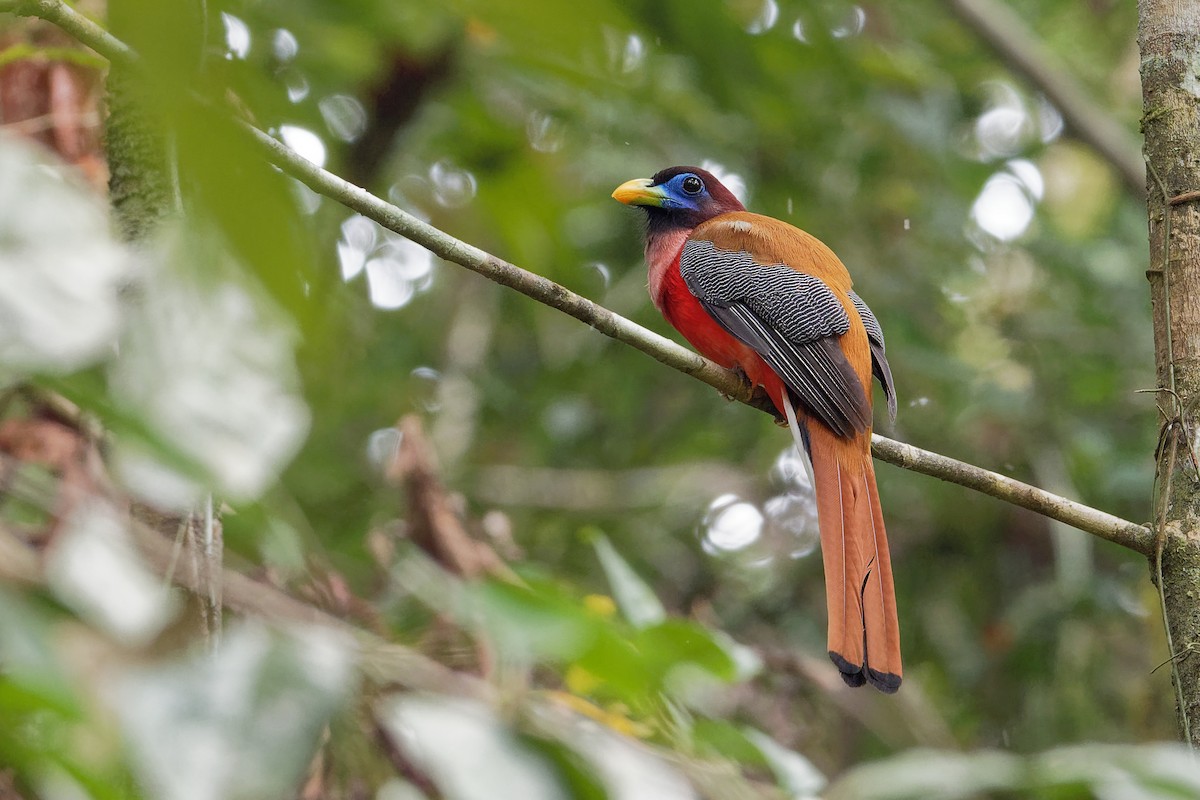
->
[[722, 368, 786, 425], [718, 365, 753, 403]]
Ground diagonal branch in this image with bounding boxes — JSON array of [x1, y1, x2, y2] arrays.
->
[[4, 0, 1155, 556], [242, 123, 758, 404], [945, 0, 1144, 197], [245, 124, 1153, 556], [870, 435, 1152, 555]]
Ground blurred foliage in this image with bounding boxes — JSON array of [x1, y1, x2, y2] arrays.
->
[[0, 0, 1179, 796]]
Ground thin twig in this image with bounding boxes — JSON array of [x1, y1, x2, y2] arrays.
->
[[386, 414, 506, 579], [1146, 157, 1191, 746], [241, 122, 766, 406], [870, 435, 1153, 555], [945, 0, 1144, 198], [1, 0, 136, 66], [10, 0, 1155, 556], [1169, 190, 1200, 206], [1153, 434, 1190, 745]]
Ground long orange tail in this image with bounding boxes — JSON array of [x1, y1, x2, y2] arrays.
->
[[808, 423, 902, 693]]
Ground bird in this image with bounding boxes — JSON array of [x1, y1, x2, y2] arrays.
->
[[613, 166, 901, 692]]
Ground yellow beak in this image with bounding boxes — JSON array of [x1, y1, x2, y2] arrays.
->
[[612, 178, 665, 207]]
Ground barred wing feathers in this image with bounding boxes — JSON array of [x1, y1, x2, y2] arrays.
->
[[680, 216, 875, 438]]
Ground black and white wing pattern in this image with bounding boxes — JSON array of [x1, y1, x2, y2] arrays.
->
[[680, 237, 871, 438], [848, 290, 897, 423]]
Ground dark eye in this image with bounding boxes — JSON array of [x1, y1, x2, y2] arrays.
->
[[681, 175, 704, 195]]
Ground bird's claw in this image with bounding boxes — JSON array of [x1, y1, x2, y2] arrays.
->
[[719, 366, 752, 402]]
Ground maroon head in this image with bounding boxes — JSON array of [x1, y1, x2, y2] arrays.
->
[[612, 166, 745, 236]]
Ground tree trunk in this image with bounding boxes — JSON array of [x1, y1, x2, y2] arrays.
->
[[1139, 0, 1200, 744]]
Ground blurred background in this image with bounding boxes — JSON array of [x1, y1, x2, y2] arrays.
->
[[0, 0, 1181, 797]]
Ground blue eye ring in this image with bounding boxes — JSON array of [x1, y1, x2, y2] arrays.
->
[[681, 175, 704, 195]]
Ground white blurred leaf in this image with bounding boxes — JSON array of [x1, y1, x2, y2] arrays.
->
[[46, 499, 178, 646], [0, 133, 131, 377], [35, 766, 94, 800], [376, 779, 431, 800], [827, 749, 1022, 799], [828, 743, 1200, 799], [110, 445, 207, 511], [379, 695, 567, 800], [109, 228, 310, 507], [712, 631, 762, 682], [590, 533, 665, 629], [116, 622, 356, 800], [1032, 743, 1200, 798], [571, 722, 697, 800], [743, 729, 825, 799]]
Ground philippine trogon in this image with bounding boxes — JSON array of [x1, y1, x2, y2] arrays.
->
[[613, 166, 901, 692]]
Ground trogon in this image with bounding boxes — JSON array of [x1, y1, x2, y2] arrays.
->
[[614, 166, 901, 692]]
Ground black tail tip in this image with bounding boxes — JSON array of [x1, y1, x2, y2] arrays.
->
[[829, 652, 902, 694]]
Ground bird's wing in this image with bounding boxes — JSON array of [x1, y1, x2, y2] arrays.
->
[[848, 290, 897, 423], [681, 216, 871, 438]]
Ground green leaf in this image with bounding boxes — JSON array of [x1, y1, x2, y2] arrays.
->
[[587, 530, 665, 629], [0, 590, 75, 704], [571, 627, 654, 699], [474, 577, 598, 662], [173, 97, 319, 323], [634, 620, 738, 683], [691, 719, 770, 766]]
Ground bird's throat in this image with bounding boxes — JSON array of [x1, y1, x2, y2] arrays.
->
[[645, 228, 690, 313]]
